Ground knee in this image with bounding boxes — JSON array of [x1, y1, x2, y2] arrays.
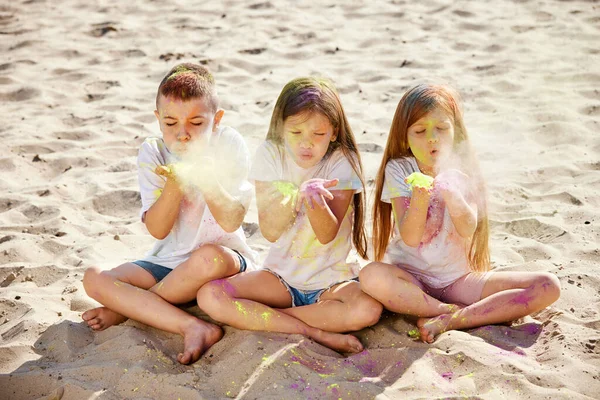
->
[[347, 296, 383, 331], [535, 273, 561, 305], [82, 266, 103, 299], [196, 280, 228, 319], [188, 244, 229, 277], [358, 263, 380, 294]]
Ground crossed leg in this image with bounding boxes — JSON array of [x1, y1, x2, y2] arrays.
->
[[196, 271, 369, 353], [278, 280, 382, 332], [359, 262, 463, 317], [417, 271, 561, 342], [82, 244, 242, 364]]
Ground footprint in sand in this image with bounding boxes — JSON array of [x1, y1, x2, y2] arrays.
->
[[0, 87, 40, 102], [21, 204, 61, 222], [52, 130, 94, 141], [504, 218, 567, 244], [0, 198, 24, 214], [453, 10, 474, 18], [92, 190, 141, 218]]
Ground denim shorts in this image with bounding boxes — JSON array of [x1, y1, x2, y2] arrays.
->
[[133, 248, 248, 283], [264, 269, 358, 307]]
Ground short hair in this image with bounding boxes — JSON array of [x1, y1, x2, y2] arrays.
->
[[156, 63, 219, 111]]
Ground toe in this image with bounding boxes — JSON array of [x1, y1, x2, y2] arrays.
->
[[82, 311, 93, 321], [177, 352, 191, 365]]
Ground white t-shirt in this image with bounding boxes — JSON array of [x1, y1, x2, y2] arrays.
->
[[250, 141, 363, 290], [137, 126, 257, 270], [381, 157, 470, 288]]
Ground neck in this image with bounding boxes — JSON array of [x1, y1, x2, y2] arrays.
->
[[417, 162, 436, 177]]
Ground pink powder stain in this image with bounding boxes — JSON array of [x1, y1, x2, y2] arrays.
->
[[290, 354, 335, 375], [520, 324, 541, 335], [441, 371, 454, 380], [347, 350, 379, 377], [512, 348, 526, 356], [481, 306, 495, 315], [212, 278, 237, 297], [510, 292, 534, 307], [422, 293, 430, 304]]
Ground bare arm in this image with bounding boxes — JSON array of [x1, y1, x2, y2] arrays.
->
[[435, 169, 477, 238], [441, 191, 477, 238], [392, 188, 431, 248], [304, 189, 354, 245], [202, 181, 247, 233], [255, 180, 298, 242], [144, 176, 185, 240]]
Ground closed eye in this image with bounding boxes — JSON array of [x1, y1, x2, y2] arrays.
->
[[313, 132, 326, 136], [415, 129, 426, 134], [166, 122, 177, 126]]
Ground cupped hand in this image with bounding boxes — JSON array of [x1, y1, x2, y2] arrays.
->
[[296, 178, 339, 211], [433, 169, 469, 199]]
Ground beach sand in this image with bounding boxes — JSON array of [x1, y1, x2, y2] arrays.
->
[[1, 0, 599, 398]]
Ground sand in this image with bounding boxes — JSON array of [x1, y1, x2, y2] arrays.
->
[[1, 0, 599, 398]]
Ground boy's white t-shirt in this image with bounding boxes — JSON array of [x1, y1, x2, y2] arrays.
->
[[137, 126, 257, 270], [381, 157, 470, 288], [249, 141, 363, 291]]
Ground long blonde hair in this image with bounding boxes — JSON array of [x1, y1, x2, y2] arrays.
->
[[372, 84, 490, 271], [266, 77, 367, 258]]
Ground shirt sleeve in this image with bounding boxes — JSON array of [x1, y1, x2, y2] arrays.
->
[[326, 151, 364, 193], [137, 138, 167, 219], [380, 158, 415, 203], [213, 127, 254, 209], [249, 141, 282, 182]]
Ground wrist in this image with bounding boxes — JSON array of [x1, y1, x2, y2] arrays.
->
[[164, 179, 184, 198]]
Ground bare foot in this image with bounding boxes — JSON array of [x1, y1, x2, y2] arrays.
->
[[417, 315, 450, 343], [312, 330, 364, 353], [82, 307, 127, 331], [176, 320, 223, 365]]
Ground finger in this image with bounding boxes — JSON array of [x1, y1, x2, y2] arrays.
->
[[295, 193, 305, 212], [307, 196, 314, 210], [319, 188, 334, 200], [322, 179, 339, 188], [155, 165, 170, 177], [314, 194, 326, 208], [296, 192, 306, 212]]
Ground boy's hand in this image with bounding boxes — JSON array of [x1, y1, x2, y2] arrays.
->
[[155, 164, 175, 179], [296, 178, 338, 211]]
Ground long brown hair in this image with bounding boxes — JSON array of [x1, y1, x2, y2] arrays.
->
[[372, 84, 490, 271], [266, 77, 367, 258]]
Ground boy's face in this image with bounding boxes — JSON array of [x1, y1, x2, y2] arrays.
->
[[155, 94, 223, 155], [283, 112, 336, 169]]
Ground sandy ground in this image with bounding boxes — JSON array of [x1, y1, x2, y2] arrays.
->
[[0, 0, 599, 398]]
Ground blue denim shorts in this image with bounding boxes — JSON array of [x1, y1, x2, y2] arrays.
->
[[264, 269, 357, 307], [133, 249, 248, 283]]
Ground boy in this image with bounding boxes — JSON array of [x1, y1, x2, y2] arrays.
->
[[82, 63, 256, 365]]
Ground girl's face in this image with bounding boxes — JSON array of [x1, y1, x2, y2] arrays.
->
[[407, 107, 455, 175], [283, 111, 336, 169]]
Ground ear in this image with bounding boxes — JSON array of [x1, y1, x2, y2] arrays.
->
[[154, 109, 160, 122], [213, 109, 225, 131]]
